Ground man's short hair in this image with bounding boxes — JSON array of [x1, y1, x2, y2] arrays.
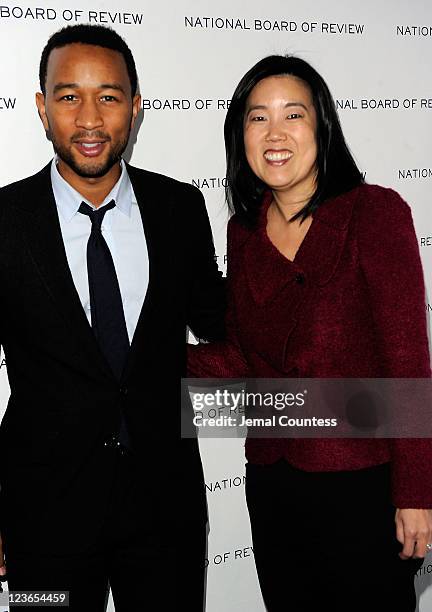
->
[[39, 24, 138, 97]]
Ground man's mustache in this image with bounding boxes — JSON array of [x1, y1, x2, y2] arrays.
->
[[71, 131, 112, 142]]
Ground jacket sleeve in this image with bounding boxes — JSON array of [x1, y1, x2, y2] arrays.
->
[[186, 186, 226, 343], [188, 216, 250, 378], [357, 186, 432, 508], [0, 195, 3, 355]]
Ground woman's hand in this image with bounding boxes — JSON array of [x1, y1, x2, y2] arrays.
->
[[395, 508, 432, 559]]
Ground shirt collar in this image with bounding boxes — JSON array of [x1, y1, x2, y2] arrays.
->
[[50, 156, 136, 223]]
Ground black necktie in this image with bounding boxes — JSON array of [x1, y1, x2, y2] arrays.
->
[[79, 200, 131, 447]]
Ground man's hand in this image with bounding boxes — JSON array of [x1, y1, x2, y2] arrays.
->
[[395, 508, 432, 559], [0, 533, 5, 576]]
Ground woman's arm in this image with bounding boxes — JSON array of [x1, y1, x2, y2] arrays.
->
[[357, 185, 432, 557]]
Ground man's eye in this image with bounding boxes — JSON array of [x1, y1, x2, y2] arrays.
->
[[101, 95, 117, 102], [61, 95, 77, 102]]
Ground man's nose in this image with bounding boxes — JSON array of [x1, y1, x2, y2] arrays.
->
[[75, 98, 103, 130]]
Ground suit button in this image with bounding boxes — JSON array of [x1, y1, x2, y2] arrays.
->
[[295, 273, 305, 285], [120, 387, 128, 396], [104, 433, 120, 448]]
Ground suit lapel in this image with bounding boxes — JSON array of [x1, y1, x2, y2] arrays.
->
[[242, 228, 299, 306], [13, 163, 113, 378], [299, 187, 359, 286], [121, 163, 174, 380]]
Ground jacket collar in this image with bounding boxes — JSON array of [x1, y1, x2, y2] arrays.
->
[[242, 186, 360, 305]]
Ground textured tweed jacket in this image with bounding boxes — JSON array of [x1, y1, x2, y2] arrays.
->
[[188, 183, 432, 508]]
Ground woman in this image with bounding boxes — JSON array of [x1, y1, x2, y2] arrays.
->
[[188, 55, 432, 611]]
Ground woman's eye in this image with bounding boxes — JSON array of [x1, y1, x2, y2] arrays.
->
[[287, 113, 302, 119], [250, 115, 266, 121]]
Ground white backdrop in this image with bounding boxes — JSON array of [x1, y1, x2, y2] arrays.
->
[[0, 1, 431, 610]]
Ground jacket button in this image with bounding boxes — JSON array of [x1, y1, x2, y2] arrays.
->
[[295, 273, 305, 285], [119, 387, 128, 396]]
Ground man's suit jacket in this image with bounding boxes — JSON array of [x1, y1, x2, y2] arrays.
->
[[189, 183, 432, 509], [0, 161, 225, 554]]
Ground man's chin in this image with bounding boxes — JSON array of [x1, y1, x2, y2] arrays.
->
[[63, 157, 120, 179], [73, 163, 114, 179]]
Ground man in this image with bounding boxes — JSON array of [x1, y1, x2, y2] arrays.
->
[[0, 25, 225, 610]]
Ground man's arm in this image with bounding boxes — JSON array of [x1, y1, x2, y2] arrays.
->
[[0, 195, 6, 577], [186, 186, 226, 342], [187, 215, 250, 378]]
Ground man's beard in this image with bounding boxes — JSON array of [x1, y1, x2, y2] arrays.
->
[[49, 129, 130, 179]]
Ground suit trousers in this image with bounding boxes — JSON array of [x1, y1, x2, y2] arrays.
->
[[5, 444, 206, 611], [246, 459, 424, 612]]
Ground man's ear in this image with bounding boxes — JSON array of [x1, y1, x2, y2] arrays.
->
[[35, 92, 49, 132], [131, 94, 141, 128]]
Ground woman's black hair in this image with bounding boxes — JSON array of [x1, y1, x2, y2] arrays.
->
[[224, 55, 364, 226]]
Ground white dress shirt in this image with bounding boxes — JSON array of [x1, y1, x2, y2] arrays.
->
[[50, 158, 149, 342]]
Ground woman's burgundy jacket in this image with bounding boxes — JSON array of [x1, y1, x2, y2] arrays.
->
[[189, 184, 432, 508]]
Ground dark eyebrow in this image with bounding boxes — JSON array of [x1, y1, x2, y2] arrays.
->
[[285, 101, 308, 111], [53, 82, 79, 94], [52, 82, 126, 95], [246, 101, 308, 114], [99, 83, 127, 94]]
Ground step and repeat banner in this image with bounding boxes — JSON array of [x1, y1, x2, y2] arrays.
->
[[0, 1, 431, 610]]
